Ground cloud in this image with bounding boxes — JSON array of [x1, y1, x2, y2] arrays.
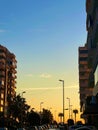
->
[[66, 85, 79, 89], [40, 73, 52, 78], [25, 73, 52, 78], [17, 87, 61, 92], [17, 85, 79, 92]]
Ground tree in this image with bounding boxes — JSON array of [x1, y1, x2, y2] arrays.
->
[[67, 119, 74, 126], [41, 108, 53, 124], [58, 113, 64, 123], [73, 109, 78, 123], [27, 109, 40, 126], [7, 94, 30, 127]]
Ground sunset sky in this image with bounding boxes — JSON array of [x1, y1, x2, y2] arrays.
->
[[0, 0, 86, 122]]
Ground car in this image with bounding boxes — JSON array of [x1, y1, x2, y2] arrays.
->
[[17, 128, 26, 130], [87, 126, 97, 130], [0, 128, 8, 130], [69, 125, 83, 130], [75, 126, 92, 130]]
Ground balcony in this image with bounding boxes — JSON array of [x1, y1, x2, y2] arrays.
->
[[9, 81, 17, 86], [79, 74, 89, 80], [79, 54, 88, 58], [0, 71, 5, 77], [8, 86, 16, 91], [0, 52, 6, 58], [0, 58, 5, 63], [80, 84, 88, 88], [0, 64, 5, 70], [86, 0, 94, 14], [79, 68, 91, 72], [79, 61, 88, 65], [9, 74, 17, 79], [80, 90, 93, 95], [10, 64, 17, 69]]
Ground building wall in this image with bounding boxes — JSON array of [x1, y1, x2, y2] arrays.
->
[[78, 46, 93, 112], [0, 45, 17, 116], [78, 1, 98, 124]]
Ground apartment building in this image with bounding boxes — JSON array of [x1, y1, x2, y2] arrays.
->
[[0, 45, 17, 116], [78, 46, 93, 112], [78, 0, 98, 125], [86, 0, 98, 96]]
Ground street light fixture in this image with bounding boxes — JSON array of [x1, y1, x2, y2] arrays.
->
[[22, 91, 26, 97], [40, 102, 44, 113], [21, 91, 26, 127], [59, 79, 65, 124], [70, 105, 73, 119], [40, 102, 44, 125], [66, 97, 70, 119]]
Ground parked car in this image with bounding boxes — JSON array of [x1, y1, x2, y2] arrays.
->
[[69, 125, 83, 130], [75, 125, 97, 130], [17, 128, 26, 130], [75, 126, 94, 130], [0, 128, 8, 130]]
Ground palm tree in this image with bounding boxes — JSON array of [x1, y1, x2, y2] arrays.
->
[[8, 94, 30, 127], [58, 113, 64, 123], [41, 108, 53, 124], [73, 109, 78, 123]]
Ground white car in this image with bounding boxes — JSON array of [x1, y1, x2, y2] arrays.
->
[[75, 126, 97, 130], [75, 126, 93, 130]]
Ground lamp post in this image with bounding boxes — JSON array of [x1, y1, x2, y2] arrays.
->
[[59, 79, 65, 124], [21, 91, 26, 127], [40, 102, 44, 113], [40, 102, 44, 125], [22, 91, 26, 97], [66, 97, 70, 119], [70, 105, 73, 119]]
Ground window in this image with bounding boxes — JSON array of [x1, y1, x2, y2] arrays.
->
[[0, 80, 4, 85], [1, 93, 4, 99], [1, 100, 4, 105], [79, 57, 88, 61], [0, 106, 3, 112], [79, 50, 88, 54]]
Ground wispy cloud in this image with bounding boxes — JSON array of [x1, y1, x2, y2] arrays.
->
[[25, 73, 52, 78], [40, 73, 52, 78], [17, 85, 79, 92], [18, 87, 61, 91], [67, 85, 79, 89]]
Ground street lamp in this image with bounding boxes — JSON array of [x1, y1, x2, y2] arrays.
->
[[66, 97, 70, 119], [21, 91, 26, 127], [22, 91, 26, 97], [59, 79, 65, 124], [40, 102, 44, 125], [70, 105, 73, 119], [40, 102, 44, 113]]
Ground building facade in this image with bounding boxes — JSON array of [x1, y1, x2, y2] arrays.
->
[[78, 46, 93, 112], [78, 0, 98, 125], [0, 45, 17, 116]]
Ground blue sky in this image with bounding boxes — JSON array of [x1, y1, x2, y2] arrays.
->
[[0, 0, 86, 122]]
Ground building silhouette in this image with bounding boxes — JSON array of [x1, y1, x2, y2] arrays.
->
[[79, 46, 93, 112], [0, 45, 17, 117], [79, 0, 98, 125]]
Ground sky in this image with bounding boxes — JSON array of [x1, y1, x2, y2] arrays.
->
[[0, 0, 87, 123]]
